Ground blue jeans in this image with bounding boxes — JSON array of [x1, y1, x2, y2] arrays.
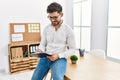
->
[[31, 57, 67, 80]]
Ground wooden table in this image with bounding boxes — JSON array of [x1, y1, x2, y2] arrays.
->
[[65, 54, 120, 80]]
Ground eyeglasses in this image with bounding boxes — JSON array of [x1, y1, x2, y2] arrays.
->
[[47, 14, 60, 20]]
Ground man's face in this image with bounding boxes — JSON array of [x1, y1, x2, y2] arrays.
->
[[48, 12, 63, 26]]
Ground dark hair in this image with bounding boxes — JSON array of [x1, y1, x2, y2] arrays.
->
[[47, 2, 62, 13]]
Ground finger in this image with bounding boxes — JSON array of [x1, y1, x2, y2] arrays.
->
[[47, 56, 54, 61]]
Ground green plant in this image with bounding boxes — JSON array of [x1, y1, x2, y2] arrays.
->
[[70, 55, 78, 61]]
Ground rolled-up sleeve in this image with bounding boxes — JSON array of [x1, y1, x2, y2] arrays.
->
[[39, 28, 47, 52]]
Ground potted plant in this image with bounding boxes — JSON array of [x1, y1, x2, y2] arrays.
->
[[70, 55, 78, 64]]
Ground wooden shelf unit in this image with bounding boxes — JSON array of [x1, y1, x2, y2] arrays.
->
[[8, 42, 40, 73], [8, 23, 41, 73]]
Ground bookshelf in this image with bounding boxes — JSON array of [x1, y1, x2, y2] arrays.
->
[[8, 23, 41, 73]]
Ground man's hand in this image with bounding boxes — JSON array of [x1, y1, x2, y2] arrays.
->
[[47, 53, 59, 61], [35, 49, 42, 53]]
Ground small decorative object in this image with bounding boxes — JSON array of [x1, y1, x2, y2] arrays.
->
[[70, 55, 78, 64], [24, 51, 28, 57], [79, 49, 85, 57]]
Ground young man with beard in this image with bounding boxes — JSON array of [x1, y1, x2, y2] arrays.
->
[[31, 2, 75, 80]]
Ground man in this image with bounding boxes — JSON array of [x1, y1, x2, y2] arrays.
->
[[31, 2, 75, 80]]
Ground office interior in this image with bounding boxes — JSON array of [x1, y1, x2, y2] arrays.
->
[[0, 0, 120, 80]]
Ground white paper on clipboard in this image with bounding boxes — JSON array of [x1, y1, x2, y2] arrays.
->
[[14, 25, 25, 32], [12, 34, 23, 41]]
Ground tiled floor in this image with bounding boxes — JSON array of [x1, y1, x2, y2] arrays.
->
[[0, 69, 51, 80]]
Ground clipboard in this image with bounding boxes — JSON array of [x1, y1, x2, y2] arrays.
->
[[31, 53, 52, 58]]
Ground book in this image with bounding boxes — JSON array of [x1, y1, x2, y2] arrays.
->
[[31, 53, 52, 58]]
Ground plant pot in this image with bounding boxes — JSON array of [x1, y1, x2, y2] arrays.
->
[[71, 60, 77, 64]]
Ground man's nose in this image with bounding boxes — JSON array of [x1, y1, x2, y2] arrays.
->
[[51, 18, 55, 22]]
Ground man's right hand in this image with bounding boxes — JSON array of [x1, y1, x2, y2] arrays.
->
[[35, 49, 42, 53]]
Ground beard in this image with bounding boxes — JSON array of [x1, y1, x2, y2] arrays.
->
[[51, 20, 61, 26]]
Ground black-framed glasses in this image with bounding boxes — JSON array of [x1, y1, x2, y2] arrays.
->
[[47, 14, 60, 20]]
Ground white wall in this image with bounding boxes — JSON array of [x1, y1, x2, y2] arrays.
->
[[0, 0, 73, 70], [91, 0, 109, 51], [65, 0, 73, 28]]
